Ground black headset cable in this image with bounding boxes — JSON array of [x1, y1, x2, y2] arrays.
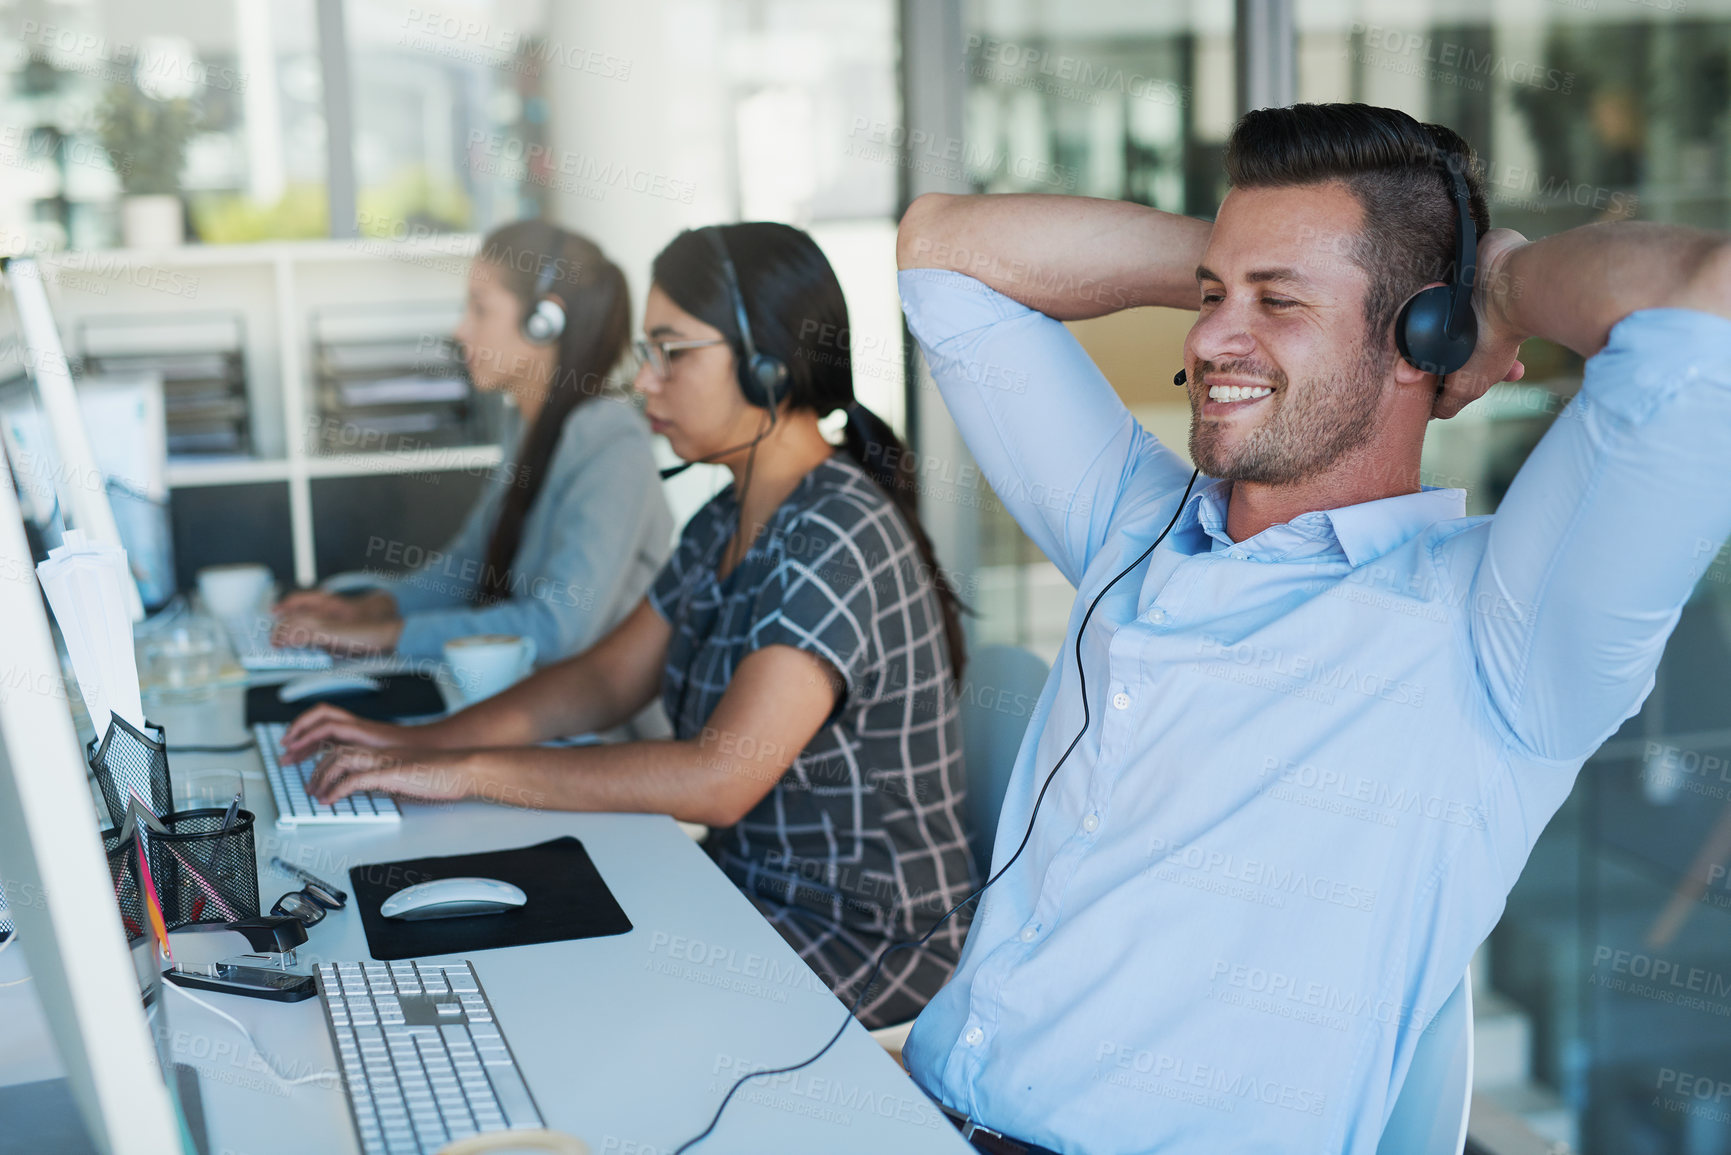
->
[[673, 465, 1204, 1153]]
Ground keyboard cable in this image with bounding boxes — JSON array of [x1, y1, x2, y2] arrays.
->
[[162, 979, 340, 1088]]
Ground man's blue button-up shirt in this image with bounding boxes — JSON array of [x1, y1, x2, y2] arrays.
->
[[897, 267, 1731, 1154]]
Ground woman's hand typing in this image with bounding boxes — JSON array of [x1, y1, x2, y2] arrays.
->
[[280, 703, 414, 764]]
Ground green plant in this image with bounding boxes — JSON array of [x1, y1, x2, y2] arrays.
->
[[356, 166, 473, 237], [95, 83, 199, 196], [190, 185, 331, 243]]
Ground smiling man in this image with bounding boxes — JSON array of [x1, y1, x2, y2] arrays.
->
[[894, 103, 1731, 1153]]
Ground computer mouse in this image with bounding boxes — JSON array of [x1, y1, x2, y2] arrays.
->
[[278, 672, 384, 703], [379, 877, 528, 921]]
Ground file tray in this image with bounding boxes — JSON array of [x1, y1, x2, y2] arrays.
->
[[88, 715, 172, 827]]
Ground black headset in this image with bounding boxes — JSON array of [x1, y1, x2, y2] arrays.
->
[[521, 223, 568, 346], [702, 226, 790, 411], [1171, 153, 1479, 389], [657, 228, 794, 481], [1394, 155, 1479, 378]]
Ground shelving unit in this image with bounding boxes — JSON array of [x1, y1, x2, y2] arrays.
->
[[34, 234, 503, 587]]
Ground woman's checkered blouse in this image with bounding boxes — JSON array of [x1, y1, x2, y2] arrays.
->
[[648, 453, 976, 1028]]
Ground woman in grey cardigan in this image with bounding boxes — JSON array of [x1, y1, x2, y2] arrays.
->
[[272, 222, 672, 672]]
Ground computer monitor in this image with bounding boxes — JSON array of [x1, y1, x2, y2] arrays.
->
[[0, 449, 183, 1152], [0, 293, 63, 554], [0, 257, 143, 620]]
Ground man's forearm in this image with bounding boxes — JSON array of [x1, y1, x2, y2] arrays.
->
[[896, 192, 1211, 320], [1492, 221, 1731, 357]]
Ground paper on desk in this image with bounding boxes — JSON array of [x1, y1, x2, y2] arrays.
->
[[36, 528, 146, 731]]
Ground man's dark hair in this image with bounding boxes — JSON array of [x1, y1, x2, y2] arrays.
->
[[1224, 102, 1489, 356]]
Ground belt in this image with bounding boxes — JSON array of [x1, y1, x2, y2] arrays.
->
[[940, 1104, 1062, 1155]]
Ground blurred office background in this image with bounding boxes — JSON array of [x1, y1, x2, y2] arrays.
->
[[3, 0, 1730, 1149]]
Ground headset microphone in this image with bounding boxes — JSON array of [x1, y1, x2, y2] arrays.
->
[[658, 228, 789, 482], [657, 425, 773, 480], [1174, 368, 1186, 387]]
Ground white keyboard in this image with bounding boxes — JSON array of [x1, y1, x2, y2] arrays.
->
[[225, 613, 334, 671], [316, 959, 544, 1154], [255, 721, 401, 827]]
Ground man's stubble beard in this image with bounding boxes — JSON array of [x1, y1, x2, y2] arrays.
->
[[1187, 343, 1393, 485]]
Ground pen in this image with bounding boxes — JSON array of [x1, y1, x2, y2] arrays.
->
[[190, 792, 242, 921], [270, 855, 349, 904]]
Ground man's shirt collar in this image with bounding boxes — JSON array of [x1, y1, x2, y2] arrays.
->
[[1177, 477, 1468, 566]]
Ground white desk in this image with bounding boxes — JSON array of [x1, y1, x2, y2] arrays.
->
[[1, 683, 973, 1155]]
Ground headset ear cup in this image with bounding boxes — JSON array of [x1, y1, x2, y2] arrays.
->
[[523, 298, 565, 345], [747, 354, 789, 410], [1396, 285, 1474, 377]]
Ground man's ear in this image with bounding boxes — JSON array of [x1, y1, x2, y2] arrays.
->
[[1390, 353, 1436, 390]]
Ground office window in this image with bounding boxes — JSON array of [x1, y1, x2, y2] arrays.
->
[[0, 0, 567, 251], [962, 1, 1234, 209], [0, 0, 327, 250], [721, 0, 899, 224], [345, 0, 553, 237]]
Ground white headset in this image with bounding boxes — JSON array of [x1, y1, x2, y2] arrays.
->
[[521, 224, 567, 345]]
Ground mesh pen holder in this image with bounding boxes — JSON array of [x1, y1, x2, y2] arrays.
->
[[102, 808, 261, 936], [88, 714, 173, 828]]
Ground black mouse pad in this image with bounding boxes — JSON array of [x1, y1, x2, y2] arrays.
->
[[245, 671, 447, 726], [348, 836, 632, 961]]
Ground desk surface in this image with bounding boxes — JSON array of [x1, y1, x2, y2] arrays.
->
[[1, 683, 973, 1155]]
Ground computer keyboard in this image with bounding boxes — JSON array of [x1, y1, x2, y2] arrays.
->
[[316, 959, 544, 1154], [255, 721, 401, 827], [224, 613, 334, 671]]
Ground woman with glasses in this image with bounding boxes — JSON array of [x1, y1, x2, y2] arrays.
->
[[281, 223, 977, 1028], [270, 221, 674, 713]]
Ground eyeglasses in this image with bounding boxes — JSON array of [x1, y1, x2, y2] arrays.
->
[[632, 335, 725, 380], [268, 856, 348, 927], [271, 878, 346, 925]]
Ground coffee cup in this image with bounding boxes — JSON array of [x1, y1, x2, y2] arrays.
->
[[197, 563, 274, 620], [444, 634, 538, 703]]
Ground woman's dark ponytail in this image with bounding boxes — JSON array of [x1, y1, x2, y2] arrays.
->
[[471, 222, 631, 605], [840, 401, 968, 683]]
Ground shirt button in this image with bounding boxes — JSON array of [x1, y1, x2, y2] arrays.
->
[[1112, 692, 1130, 710], [965, 1027, 984, 1047], [1083, 813, 1100, 833], [1019, 925, 1038, 942], [1148, 608, 1168, 624], [1229, 550, 1247, 560]]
